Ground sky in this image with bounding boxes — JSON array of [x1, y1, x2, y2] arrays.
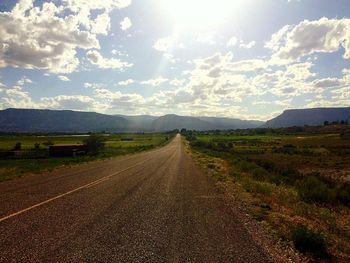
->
[[0, 0, 350, 120]]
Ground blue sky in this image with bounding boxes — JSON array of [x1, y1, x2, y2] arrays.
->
[[0, 0, 349, 120]]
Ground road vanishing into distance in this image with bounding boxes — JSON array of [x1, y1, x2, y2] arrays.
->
[[0, 135, 274, 263]]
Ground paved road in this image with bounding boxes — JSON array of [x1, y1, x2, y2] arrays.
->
[[0, 135, 274, 263]]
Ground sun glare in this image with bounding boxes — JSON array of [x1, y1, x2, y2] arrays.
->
[[160, 0, 239, 29]]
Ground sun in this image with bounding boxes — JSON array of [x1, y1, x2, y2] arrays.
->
[[159, 0, 240, 30]]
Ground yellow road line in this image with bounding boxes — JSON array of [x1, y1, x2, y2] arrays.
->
[[0, 159, 147, 223]]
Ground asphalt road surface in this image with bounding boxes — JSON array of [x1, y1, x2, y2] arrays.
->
[[0, 134, 274, 263]]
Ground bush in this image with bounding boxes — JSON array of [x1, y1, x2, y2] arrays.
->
[[83, 134, 106, 154], [297, 176, 336, 204], [13, 142, 21, 150], [185, 134, 197, 141], [337, 187, 350, 205], [216, 142, 230, 152], [292, 225, 327, 257], [251, 166, 270, 181], [190, 140, 213, 150]]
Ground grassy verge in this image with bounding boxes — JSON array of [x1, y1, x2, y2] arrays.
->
[[185, 132, 350, 262], [0, 133, 175, 182]]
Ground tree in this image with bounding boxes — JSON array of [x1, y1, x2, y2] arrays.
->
[[34, 143, 40, 150], [83, 134, 105, 154], [13, 142, 21, 150]]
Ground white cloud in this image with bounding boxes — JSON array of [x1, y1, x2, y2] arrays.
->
[[41, 95, 105, 111], [84, 82, 103, 89], [227, 59, 267, 72], [153, 37, 172, 52], [306, 98, 350, 108], [58, 75, 70, 82], [227, 37, 238, 47], [313, 78, 343, 88], [267, 17, 350, 63], [0, 1, 97, 73], [227, 37, 256, 49], [151, 51, 327, 116], [86, 50, 132, 70], [90, 13, 111, 35], [169, 78, 186, 87], [120, 17, 132, 31], [118, 79, 134, 86], [240, 41, 256, 49], [63, 0, 131, 12], [16, 76, 32, 86], [0, 0, 130, 74], [342, 68, 350, 78], [140, 76, 168, 86], [91, 88, 145, 112], [0, 85, 37, 109], [265, 25, 291, 51]]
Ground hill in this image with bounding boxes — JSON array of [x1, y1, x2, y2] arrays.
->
[[0, 108, 130, 133], [151, 114, 212, 131], [0, 109, 264, 133], [264, 107, 350, 128], [198, 117, 263, 130], [117, 115, 158, 131]]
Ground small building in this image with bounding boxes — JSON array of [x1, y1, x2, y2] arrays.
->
[[48, 144, 87, 157]]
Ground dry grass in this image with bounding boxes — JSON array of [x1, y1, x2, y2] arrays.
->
[[186, 135, 350, 262]]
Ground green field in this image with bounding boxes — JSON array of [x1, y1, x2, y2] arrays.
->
[[186, 130, 350, 261], [0, 133, 169, 150], [0, 133, 173, 182]]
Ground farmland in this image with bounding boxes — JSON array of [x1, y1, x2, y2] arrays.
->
[[0, 133, 173, 182], [185, 128, 350, 261]]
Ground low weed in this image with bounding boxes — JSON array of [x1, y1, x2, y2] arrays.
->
[[297, 176, 337, 204], [292, 225, 328, 258]]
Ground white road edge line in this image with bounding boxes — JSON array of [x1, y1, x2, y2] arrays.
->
[[0, 159, 147, 223]]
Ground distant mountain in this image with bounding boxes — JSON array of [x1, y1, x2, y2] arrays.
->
[[151, 115, 263, 131], [117, 115, 158, 131], [198, 117, 263, 130], [151, 114, 213, 131], [264, 107, 350, 128], [0, 108, 130, 133], [0, 108, 264, 133]]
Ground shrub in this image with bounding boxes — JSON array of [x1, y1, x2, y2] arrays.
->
[[13, 142, 21, 150], [242, 179, 273, 195], [297, 176, 336, 204], [207, 163, 215, 169], [251, 166, 269, 181], [337, 187, 350, 205], [186, 134, 197, 141], [83, 134, 106, 154], [292, 225, 327, 257], [217, 142, 230, 152]]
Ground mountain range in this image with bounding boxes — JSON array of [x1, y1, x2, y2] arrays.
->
[[0, 108, 263, 133], [0, 107, 349, 133], [263, 107, 350, 128]]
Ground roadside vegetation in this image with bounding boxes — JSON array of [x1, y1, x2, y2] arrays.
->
[[184, 126, 350, 262], [0, 132, 175, 182]]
